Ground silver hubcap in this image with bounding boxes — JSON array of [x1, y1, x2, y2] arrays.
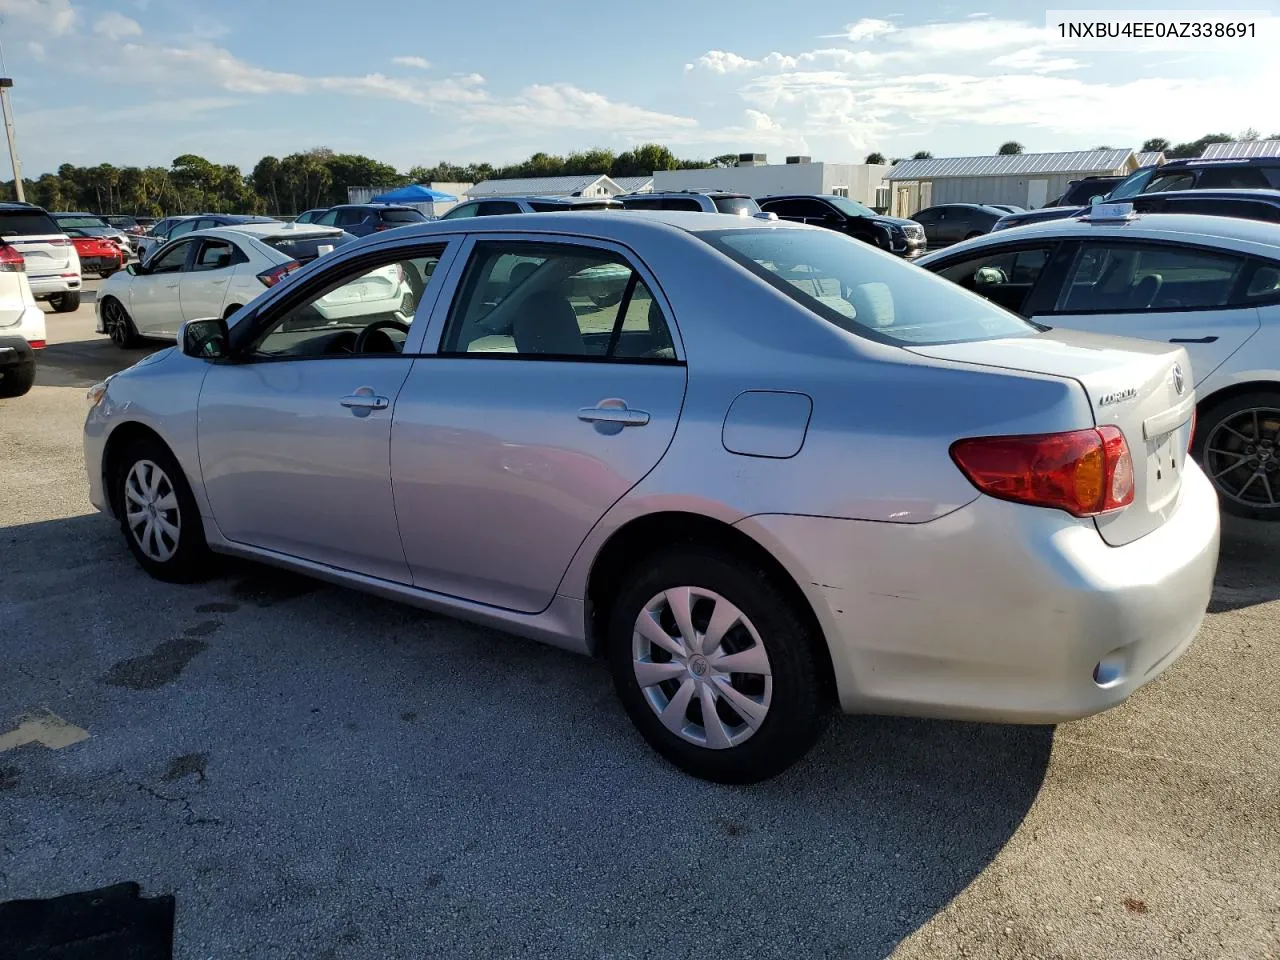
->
[[632, 587, 773, 750], [1204, 407, 1280, 509], [124, 460, 181, 562]]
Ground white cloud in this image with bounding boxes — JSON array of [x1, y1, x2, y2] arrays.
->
[[691, 50, 760, 74], [0, 0, 77, 34], [392, 55, 431, 70], [824, 18, 897, 42], [93, 11, 143, 40], [26, 40, 45, 61]]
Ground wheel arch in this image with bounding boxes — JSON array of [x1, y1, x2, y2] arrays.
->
[[101, 421, 177, 518], [1197, 379, 1280, 421], [583, 510, 836, 696]]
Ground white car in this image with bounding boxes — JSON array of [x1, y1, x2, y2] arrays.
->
[[0, 240, 48, 398], [918, 205, 1280, 520], [95, 223, 411, 347], [0, 202, 82, 312]]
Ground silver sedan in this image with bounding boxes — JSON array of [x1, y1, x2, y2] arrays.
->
[[83, 211, 1220, 783]]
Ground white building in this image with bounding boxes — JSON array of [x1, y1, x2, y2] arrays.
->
[[613, 176, 654, 194], [652, 155, 891, 209], [466, 174, 622, 198], [885, 149, 1140, 216]]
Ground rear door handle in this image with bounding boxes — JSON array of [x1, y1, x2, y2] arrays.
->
[[341, 391, 389, 411], [578, 402, 650, 427], [1169, 336, 1217, 343]]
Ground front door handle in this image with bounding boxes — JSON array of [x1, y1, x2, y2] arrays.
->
[[341, 386, 390, 412], [1169, 336, 1217, 344], [578, 400, 650, 427]]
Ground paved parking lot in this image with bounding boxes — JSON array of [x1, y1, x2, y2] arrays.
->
[[2, 282, 1279, 959]]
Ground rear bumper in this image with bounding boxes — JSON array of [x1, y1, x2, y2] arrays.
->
[[81, 255, 124, 273], [741, 463, 1220, 723], [28, 274, 80, 297], [0, 335, 35, 368]]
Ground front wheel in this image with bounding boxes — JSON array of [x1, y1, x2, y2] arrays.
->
[[49, 291, 81, 313], [606, 546, 829, 783], [112, 438, 212, 582], [101, 297, 139, 349], [1195, 394, 1280, 520]]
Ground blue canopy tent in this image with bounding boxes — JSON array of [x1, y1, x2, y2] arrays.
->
[[370, 184, 457, 204]]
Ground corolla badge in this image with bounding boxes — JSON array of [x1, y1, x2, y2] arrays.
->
[[1098, 387, 1138, 406], [1172, 362, 1185, 395]]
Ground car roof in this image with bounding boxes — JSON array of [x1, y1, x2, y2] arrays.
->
[[1135, 188, 1280, 202], [210, 222, 346, 239], [918, 211, 1280, 261], [634, 190, 750, 198], [1162, 156, 1280, 168]]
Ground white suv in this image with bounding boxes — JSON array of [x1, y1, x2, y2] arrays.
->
[[0, 202, 81, 312], [0, 239, 48, 398]]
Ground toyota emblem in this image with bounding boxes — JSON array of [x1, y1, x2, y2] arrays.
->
[[1172, 363, 1185, 396]]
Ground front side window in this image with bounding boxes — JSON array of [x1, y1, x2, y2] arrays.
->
[[701, 227, 1037, 345], [1055, 240, 1247, 313], [440, 203, 478, 220], [315, 209, 341, 226], [193, 239, 236, 271], [933, 244, 1056, 316], [169, 219, 199, 238], [1146, 172, 1195, 193], [248, 248, 444, 359], [148, 240, 193, 274], [825, 195, 877, 218], [441, 241, 675, 360]]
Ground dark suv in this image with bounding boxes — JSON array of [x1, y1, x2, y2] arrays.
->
[[993, 156, 1280, 232], [758, 194, 925, 257], [314, 204, 429, 237]]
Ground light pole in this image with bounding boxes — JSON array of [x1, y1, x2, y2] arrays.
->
[[0, 77, 23, 202]]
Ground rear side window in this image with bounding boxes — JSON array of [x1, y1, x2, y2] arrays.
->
[[702, 227, 1036, 345], [57, 215, 109, 229], [1055, 241, 1247, 313], [620, 197, 664, 210], [477, 202, 521, 216], [1195, 167, 1270, 189], [380, 209, 428, 223], [264, 231, 356, 263], [1164, 198, 1280, 222], [712, 196, 761, 216], [0, 210, 61, 236], [1243, 262, 1280, 302]]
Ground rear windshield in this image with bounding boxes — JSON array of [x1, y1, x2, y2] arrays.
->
[[379, 209, 427, 223], [264, 231, 357, 263], [0, 210, 61, 236], [56, 215, 110, 228], [104, 215, 137, 227], [701, 227, 1037, 346], [712, 196, 761, 216]]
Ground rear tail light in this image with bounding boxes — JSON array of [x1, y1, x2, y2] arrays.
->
[[257, 260, 303, 287], [0, 244, 25, 272], [950, 426, 1135, 517], [1188, 409, 1197, 453]]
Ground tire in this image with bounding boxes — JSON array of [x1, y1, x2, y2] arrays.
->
[[111, 436, 212, 582], [101, 297, 139, 349], [964, 231, 983, 240], [99, 269, 117, 279], [605, 546, 829, 784], [1194, 392, 1280, 521], [49, 291, 81, 313], [0, 362, 35, 398], [223, 304, 243, 320]]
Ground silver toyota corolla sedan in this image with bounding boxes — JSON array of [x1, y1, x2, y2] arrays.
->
[[84, 211, 1221, 783]]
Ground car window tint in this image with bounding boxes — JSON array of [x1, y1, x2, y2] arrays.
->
[[442, 240, 676, 360], [1196, 167, 1269, 189], [316, 209, 341, 226], [478, 201, 521, 216], [249, 250, 443, 359], [1243, 263, 1280, 301], [149, 240, 192, 273], [933, 245, 1054, 316], [193, 239, 235, 271], [1146, 173, 1195, 193], [1165, 198, 1280, 222], [621, 197, 663, 210], [169, 219, 199, 238], [265, 231, 356, 263], [712, 197, 761, 215], [441, 203, 477, 219], [1056, 241, 1247, 313], [336, 209, 367, 227], [0, 210, 61, 235], [380, 209, 427, 222], [703, 227, 1036, 345]]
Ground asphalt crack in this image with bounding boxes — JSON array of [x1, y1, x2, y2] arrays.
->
[[132, 782, 222, 827]]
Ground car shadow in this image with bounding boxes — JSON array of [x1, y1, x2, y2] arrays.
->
[[1209, 514, 1280, 613], [35, 337, 166, 389], [3, 511, 1053, 959]]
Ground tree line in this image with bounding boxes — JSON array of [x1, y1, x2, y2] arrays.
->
[[2, 143, 715, 217]]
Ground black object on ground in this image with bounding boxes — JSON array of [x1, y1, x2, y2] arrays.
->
[[0, 881, 174, 959]]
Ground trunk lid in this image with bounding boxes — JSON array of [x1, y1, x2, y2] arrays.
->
[[908, 329, 1195, 545]]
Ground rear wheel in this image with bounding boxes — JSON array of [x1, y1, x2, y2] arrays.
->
[[0, 362, 35, 398], [964, 230, 983, 240], [101, 297, 139, 349], [1194, 392, 1280, 520], [111, 437, 212, 582], [49, 291, 81, 313], [605, 546, 829, 783]]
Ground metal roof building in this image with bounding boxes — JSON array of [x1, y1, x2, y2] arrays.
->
[[1200, 139, 1280, 159], [466, 173, 623, 199], [1135, 151, 1167, 167], [884, 149, 1139, 216], [613, 176, 654, 194]]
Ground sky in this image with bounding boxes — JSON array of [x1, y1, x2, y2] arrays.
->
[[0, 0, 1278, 177]]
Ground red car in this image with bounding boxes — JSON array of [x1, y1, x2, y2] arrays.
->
[[63, 228, 125, 278]]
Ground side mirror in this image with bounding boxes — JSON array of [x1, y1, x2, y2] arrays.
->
[[180, 317, 230, 361]]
